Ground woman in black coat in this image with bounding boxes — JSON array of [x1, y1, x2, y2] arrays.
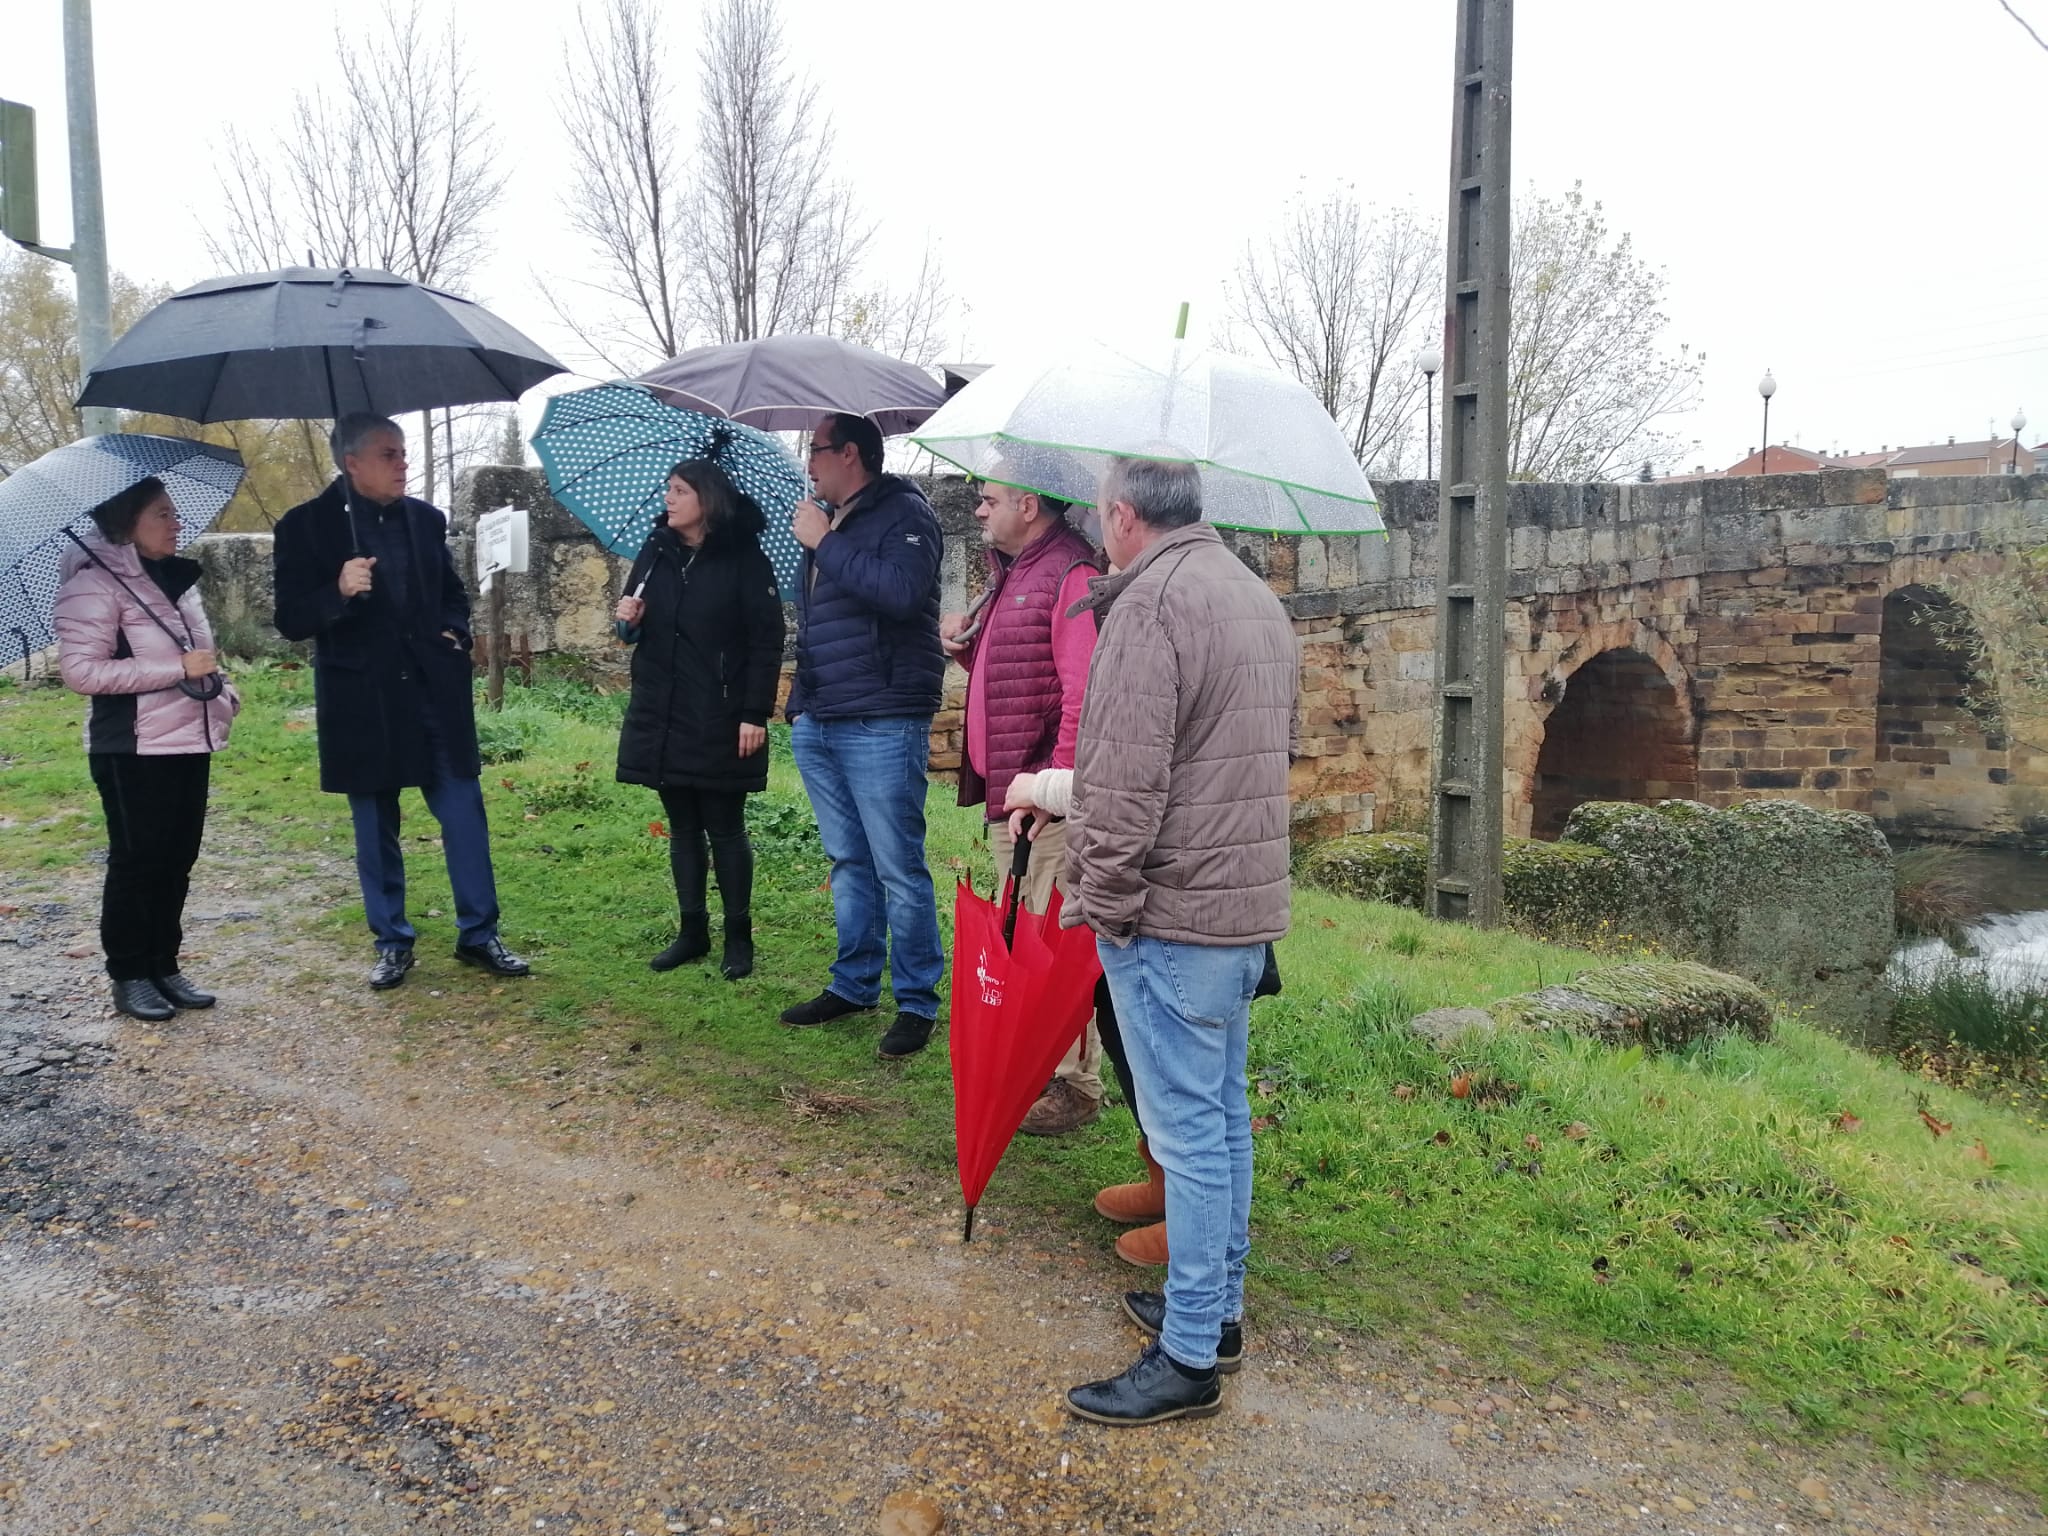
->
[[613, 458, 786, 979]]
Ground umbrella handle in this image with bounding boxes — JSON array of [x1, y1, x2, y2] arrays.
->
[[1000, 828, 1033, 948], [962, 1206, 976, 1243]]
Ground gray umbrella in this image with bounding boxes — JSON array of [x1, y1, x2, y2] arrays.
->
[[637, 334, 944, 434], [76, 266, 567, 423]]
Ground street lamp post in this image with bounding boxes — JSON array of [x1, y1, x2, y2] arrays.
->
[[2014, 409, 2029, 474], [1418, 345, 1443, 480], [1757, 370, 1777, 476]]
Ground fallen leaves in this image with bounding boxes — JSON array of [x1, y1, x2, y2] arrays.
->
[[1967, 1139, 1993, 1166], [779, 1085, 876, 1122], [1392, 1083, 1416, 1101], [1449, 1072, 1472, 1100], [1834, 1111, 1864, 1133], [1918, 1108, 1953, 1139], [1562, 1122, 1590, 1141], [648, 820, 668, 838]]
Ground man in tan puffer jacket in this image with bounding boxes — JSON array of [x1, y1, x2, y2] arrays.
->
[[1059, 456, 1298, 1427]]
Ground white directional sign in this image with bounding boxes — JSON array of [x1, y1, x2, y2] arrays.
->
[[475, 504, 530, 590]]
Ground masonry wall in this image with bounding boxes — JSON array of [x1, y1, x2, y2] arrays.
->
[[184, 467, 2048, 848]]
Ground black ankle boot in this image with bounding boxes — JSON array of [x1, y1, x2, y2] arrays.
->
[[651, 914, 711, 971], [720, 911, 754, 981]]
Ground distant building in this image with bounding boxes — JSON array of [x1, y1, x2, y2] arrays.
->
[[1882, 436, 2035, 477], [1662, 433, 2037, 482]]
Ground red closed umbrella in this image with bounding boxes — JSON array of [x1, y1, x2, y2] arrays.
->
[[951, 834, 1103, 1240]]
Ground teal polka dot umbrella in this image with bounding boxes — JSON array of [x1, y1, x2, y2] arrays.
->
[[530, 383, 808, 595]]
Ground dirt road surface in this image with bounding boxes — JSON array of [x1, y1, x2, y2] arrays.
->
[[2, 842, 2039, 1535]]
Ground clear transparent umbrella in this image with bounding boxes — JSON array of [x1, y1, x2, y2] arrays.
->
[[909, 339, 1383, 535]]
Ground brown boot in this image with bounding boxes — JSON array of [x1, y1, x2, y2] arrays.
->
[[1017, 1078, 1102, 1137], [1093, 1139, 1167, 1225], [1115, 1220, 1169, 1267]]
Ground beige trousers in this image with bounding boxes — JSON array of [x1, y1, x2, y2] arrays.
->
[[989, 815, 1103, 1101]]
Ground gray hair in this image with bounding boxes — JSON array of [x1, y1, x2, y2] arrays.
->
[[330, 413, 403, 470], [1100, 456, 1201, 530]]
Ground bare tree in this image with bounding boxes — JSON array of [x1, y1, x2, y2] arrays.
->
[[684, 0, 869, 344], [204, 0, 505, 500], [1223, 190, 1439, 478], [1999, 0, 2048, 52], [550, 0, 689, 371], [1505, 183, 1701, 482], [833, 241, 951, 367]]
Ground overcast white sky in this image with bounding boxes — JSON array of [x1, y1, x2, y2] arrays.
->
[[4, 0, 2045, 472]]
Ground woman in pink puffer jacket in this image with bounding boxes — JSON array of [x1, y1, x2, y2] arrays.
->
[[53, 476, 240, 1022]]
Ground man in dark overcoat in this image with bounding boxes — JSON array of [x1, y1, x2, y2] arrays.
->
[[272, 413, 530, 990]]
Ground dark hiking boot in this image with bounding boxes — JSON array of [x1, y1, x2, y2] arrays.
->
[[651, 914, 711, 972], [1120, 1290, 1243, 1374], [1064, 1343, 1221, 1426], [1018, 1078, 1102, 1137]]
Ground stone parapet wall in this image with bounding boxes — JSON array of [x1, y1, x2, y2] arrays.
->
[[178, 466, 2048, 847]]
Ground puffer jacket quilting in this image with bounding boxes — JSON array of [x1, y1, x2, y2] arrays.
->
[[53, 531, 239, 756], [1063, 522, 1298, 946], [786, 475, 945, 721], [957, 522, 1100, 819]]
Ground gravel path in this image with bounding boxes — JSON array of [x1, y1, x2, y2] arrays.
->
[[1, 839, 2039, 1535]]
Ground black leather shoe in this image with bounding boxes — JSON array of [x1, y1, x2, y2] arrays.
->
[[1121, 1291, 1243, 1374], [876, 1013, 935, 1060], [1065, 1343, 1222, 1426], [779, 990, 870, 1028], [152, 972, 216, 1010], [454, 936, 531, 976], [369, 948, 416, 991], [111, 978, 175, 1022], [650, 915, 711, 972]]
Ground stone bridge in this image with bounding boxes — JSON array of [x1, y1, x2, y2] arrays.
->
[[191, 466, 2048, 849]]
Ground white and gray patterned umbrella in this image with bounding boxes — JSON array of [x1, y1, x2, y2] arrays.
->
[[0, 434, 245, 667]]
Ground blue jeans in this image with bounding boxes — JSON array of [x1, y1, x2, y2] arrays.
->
[[346, 728, 501, 951], [791, 713, 943, 1020], [1098, 935, 1264, 1370]]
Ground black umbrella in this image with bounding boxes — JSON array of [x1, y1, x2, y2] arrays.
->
[[76, 266, 567, 423]]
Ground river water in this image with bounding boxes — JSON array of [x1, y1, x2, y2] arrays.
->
[[1890, 846, 2048, 993]]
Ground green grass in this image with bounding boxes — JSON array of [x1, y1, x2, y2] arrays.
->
[[4, 664, 2046, 1500]]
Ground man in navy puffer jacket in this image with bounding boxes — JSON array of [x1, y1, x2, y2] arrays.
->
[[783, 412, 947, 1059]]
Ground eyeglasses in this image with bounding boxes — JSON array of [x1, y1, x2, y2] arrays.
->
[[807, 440, 840, 457]]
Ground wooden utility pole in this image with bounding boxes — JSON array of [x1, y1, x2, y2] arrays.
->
[[1426, 0, 1513, 925]]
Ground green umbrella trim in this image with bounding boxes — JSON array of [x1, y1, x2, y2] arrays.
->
[[916, 430, 1387, 538]]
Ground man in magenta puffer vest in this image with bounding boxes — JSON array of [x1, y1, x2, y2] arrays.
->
[[943, 470, 1104, 1135]]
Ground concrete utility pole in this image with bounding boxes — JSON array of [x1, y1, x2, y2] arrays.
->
[[1425, 0, 1513, 926], [65, 0, 117, 437]]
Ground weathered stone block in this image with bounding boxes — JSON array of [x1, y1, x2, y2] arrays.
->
[[1557, 799, 1893, 1042], [1486, 961, 1775, 1050]]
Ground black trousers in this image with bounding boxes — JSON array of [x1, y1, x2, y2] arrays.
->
[[90, 751, 211, 982], [656, 787, 752, 919]]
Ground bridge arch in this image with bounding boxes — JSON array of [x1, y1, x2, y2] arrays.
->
[[1529, 629, 1699, 840], [1872, 584, 2003, 840]]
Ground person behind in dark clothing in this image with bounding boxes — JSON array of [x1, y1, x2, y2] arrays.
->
[[781, 412, 947, 1060], [272, 414, 530, 991], [612, 457, 786, 980], [54, 477, 241, 1020]]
